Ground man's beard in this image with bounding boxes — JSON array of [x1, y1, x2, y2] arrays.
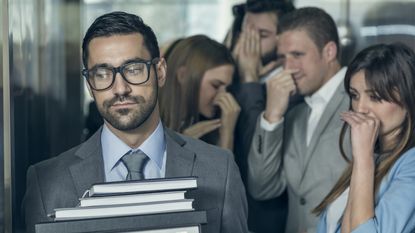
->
[[97, 84, 158, 131], [261, 49, 278, 66]]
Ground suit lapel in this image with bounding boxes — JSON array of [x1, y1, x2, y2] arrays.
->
[[295, 105, 310, 172], [164, 129, 196, 177], [301, 84, 348, 181], [69, 127, 196, 196], [69, 128, 106, 198]]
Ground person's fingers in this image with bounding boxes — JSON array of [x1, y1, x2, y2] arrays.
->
[[343, 111, 378, 126], [246, 28, 260, 54], [196, 121, 222, 136], [266, 79, 296, 99], [341, 111, 368, 126], [232, 35, 242, 59], [197, 119, 221, 127], [267, 74, 293, 86], [214, 97, 227, 112], [216, 93, 238, 111], [223, 94, 237, 112], [243, 31, 249, 54], [226, 93, 239, 108], [348, 112, 366, 122], [267, 70, 296, 87], [249, 28, 255, 52], [272, 81, 296, 96], [267, 69, 299, 81], [242, 21, 250, 32], [372, 113, 381, 129], [260, 61, 279, 76], [254, 30, 260, 54], [183, 119, 221, 138], [213, 92, 226, 104], [340, 113, 357, 127]]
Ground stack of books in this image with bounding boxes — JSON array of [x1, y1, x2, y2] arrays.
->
[[36, 177, 206, 233], [50, 177, 198, 220]]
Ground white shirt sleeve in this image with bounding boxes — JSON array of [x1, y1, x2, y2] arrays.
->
[[260, 112, 284, 131]]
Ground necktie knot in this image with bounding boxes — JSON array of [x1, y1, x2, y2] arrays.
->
[[121, 150, 149, 180]]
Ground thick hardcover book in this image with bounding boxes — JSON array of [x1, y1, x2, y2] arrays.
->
[[84, 177, 197, 197], [79, 190, 186, 207], [35, 210, 207, 233], [51, 199, 194, 221]]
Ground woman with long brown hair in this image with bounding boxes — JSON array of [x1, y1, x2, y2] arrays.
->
[[159, 35, 240, 151], [314, 43, 415, 233]]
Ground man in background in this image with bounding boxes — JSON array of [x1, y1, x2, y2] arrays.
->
[[248, 7, 350, 233], [228, 0, 295, 83], [226, 1, 297, 232]]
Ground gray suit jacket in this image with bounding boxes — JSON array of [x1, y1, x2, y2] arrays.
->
[[247, 83, 351, 233], [23, 128, 248, 233]]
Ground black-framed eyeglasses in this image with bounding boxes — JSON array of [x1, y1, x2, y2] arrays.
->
[[82, 57, 160, 91]]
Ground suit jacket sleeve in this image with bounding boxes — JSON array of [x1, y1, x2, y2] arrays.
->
[[221, 150, 249, 233], [23, 165, 50, 233], [228, 82, 266, 182], [247, 115, 286, 200], [351, 148, 415, 233]]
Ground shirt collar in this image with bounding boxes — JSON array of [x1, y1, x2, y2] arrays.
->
[[305, 67, 347, 108], [138, 121, 166, 169], [101, 120, 166, 175]]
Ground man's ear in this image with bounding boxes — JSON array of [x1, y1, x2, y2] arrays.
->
[[156, 58, 167, 88], [86, 82, 95, 99], [323, 41, 338, 62]]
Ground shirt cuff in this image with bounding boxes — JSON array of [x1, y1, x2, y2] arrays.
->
[[260, 112, 284, 131]]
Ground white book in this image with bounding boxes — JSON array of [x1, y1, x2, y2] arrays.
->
[[51, 199, 194, 221], [79, 190, 186, 207], [120, 225, 199, 233], [85, 177, 197, 197]]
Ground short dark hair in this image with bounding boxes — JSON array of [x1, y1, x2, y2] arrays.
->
[[82, 11, 159, 68], [245, 0, 295, 18], [278, 7, 340, 59]]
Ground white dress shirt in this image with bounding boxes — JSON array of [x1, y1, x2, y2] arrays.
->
[[259, 66, 283, 83], [101, 120, 167, 182], [304, 67, 346, 145], [326, 187, 349, 233]]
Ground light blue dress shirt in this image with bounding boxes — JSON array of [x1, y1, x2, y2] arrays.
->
[[101, 120, 167, 182], [316, 147, 415, 233]]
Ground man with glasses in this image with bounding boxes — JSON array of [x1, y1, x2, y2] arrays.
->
[[23, 11, 248, 233]]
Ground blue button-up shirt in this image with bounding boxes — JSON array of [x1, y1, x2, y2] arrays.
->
[[101, 120, 167, 182]]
